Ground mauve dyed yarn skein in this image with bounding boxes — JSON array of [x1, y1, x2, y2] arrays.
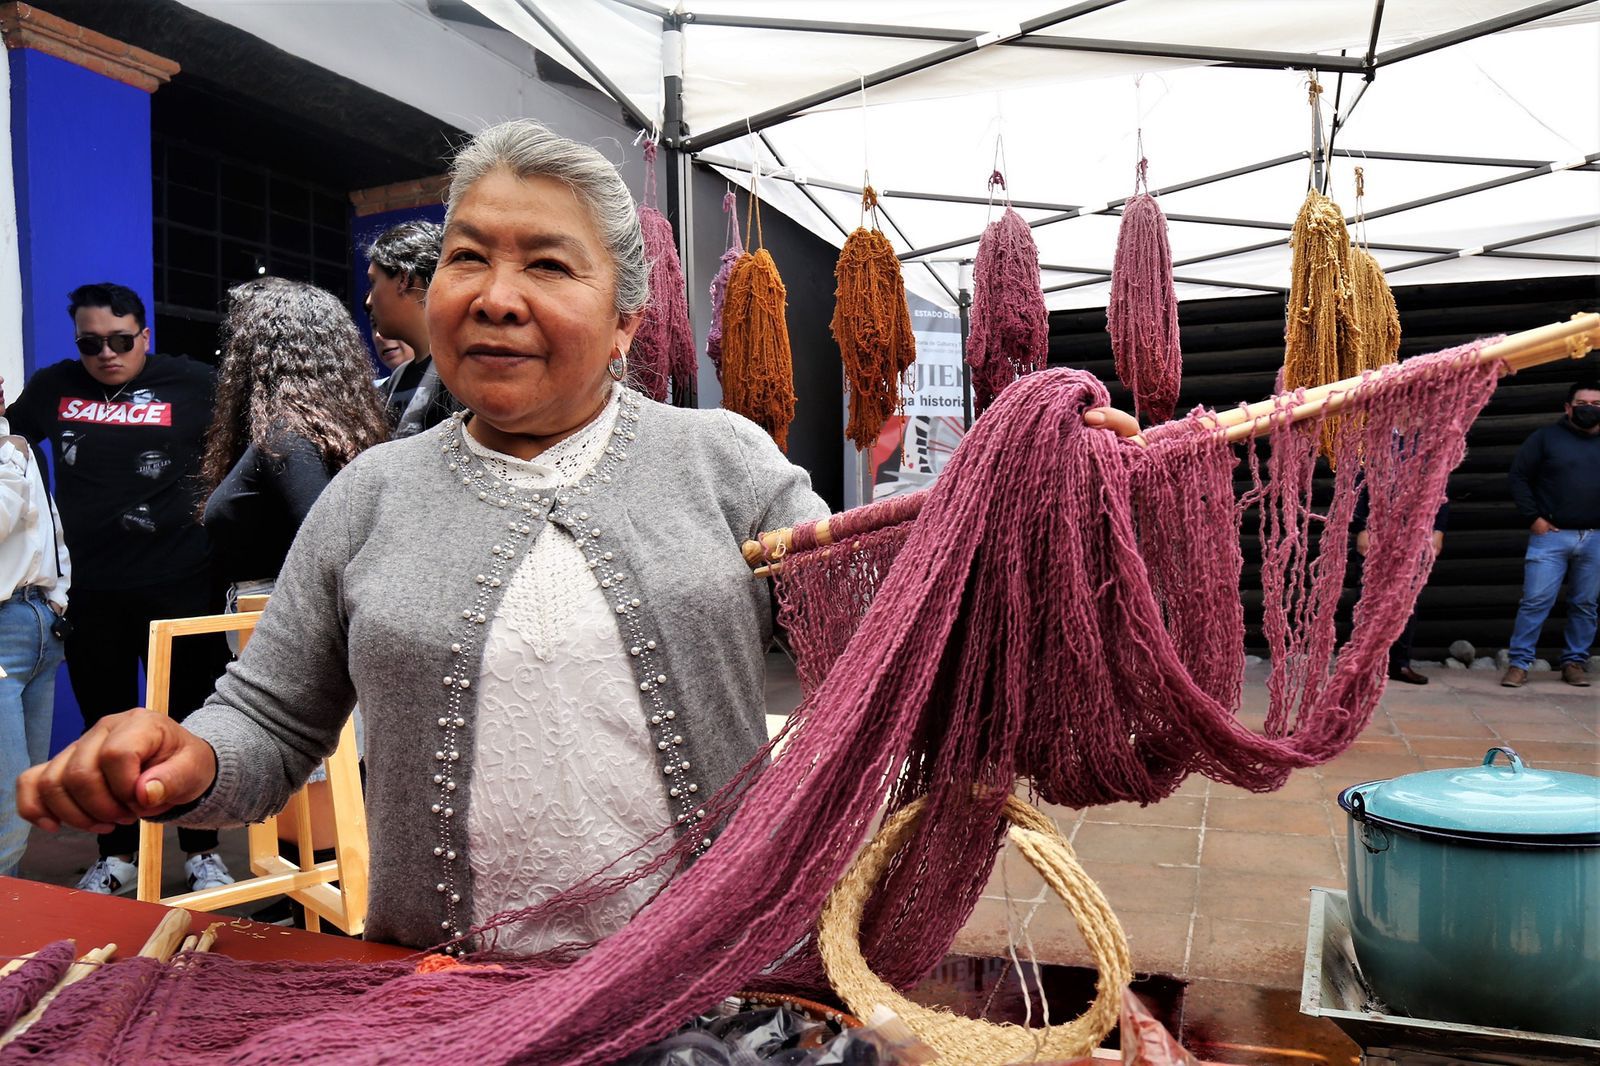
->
[[1107, 161, 1181, 422], [965, 207, 1049, 413], [630, 141, 696, 406], [0, 941, 78, 1034], [705, 190, 742, 385]]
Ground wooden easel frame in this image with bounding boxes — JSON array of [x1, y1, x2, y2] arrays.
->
[[136, 605, 369, 934]]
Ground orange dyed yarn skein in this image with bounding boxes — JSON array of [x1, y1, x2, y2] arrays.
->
[[720, 187, 796, 452], [831, 188, 916, 449]]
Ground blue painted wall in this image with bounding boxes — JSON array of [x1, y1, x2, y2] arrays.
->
[[10, 49, 156, 372], [9, 48, 156, 753]]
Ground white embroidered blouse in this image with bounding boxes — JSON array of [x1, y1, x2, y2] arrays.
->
[[460, 386, 670, 954]]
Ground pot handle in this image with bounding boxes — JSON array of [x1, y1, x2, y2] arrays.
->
[[1482, 746, 1525, 772], [1346, 793, 1392, 853]]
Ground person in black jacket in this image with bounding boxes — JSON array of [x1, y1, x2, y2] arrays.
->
[[365, 220, 459, 437], [2, 282, 233, 893], [1501, 378, 1600, 688], [200, 278, 390, 603]]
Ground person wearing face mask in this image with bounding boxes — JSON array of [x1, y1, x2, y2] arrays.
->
[[1501, 377, 1600, 688]]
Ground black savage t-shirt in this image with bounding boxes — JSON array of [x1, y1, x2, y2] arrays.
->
[[8, 354, 216, 591]]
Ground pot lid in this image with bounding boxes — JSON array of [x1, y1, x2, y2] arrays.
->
[[1350, 747, 1600, 837]]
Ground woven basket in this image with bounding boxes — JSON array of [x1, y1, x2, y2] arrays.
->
[[818, 793, 1133, 1064]]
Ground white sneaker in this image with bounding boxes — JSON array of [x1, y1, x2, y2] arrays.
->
[[185, 852, 235, 891], [76, 857, 138, 895]]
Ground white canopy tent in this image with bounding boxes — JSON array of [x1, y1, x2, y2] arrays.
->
[[462, 0, 1599, 310]]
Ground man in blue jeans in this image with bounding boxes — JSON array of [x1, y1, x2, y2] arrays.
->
[[0, 407, 71, 877], [1501, 378, 1600, 688]]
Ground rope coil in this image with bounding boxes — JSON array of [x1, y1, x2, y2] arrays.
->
[[819, 793, 1132, 1063]]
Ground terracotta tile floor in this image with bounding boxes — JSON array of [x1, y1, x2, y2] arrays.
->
[[947, 661, 1597, 1064]]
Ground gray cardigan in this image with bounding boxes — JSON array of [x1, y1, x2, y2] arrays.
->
[[176, 389, 827, 948]]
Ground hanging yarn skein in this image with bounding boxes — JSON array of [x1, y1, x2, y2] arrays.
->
[[1346, 170, 1402, 376], [832, 186, 917, 449], [966, 172, 1049, 414], [1107, 157, 1181, 422], [630, 139, 697, 406], [721, 174, 796, 452], [1283, 186, 1357, 456], [705, 190, 743, 385]]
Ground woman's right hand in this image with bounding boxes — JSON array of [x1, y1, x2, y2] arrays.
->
[[15, 709, 217, 833]]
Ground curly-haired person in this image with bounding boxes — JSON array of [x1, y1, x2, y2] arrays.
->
[[199, 277, 391, 616]]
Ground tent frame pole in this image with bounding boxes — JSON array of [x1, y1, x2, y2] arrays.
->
[[680, 8, 1372, 73], [1042, 271, 1286, 296], [694, 153, 1083, 213], [680, 13, 975, 42], [1336, 148, 1600, 170], [895, 152, 1310, 261], [681, 0, 1131, 150], [661, 12, 697, 406], [511, 0, 654, 133], [1384, 218, 1600, 275], [1364, 0, 1388, 69], [1167, 154, 1599, 269], [1373, 0, 1595, 67], [746, 134, 962, 312]]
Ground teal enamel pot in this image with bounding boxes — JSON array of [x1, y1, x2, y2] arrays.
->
[[1337, 747, 1599, 1038]]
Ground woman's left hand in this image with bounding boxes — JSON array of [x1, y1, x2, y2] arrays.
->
[[1083, 406, 1145, 446]]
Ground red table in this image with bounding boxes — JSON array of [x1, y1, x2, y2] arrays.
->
[[0, 876, 411, 963]]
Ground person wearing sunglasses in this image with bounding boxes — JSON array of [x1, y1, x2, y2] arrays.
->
[[1501, 377, 1600, 689], [2, 282, 234, 895]]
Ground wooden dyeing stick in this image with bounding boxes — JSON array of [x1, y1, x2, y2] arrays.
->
[[0, 947, 46, 979], [742, 311, 1600, 570], [173, 922, 223, 971], [0, 943, 117, 1049], [137, 907, 193, 962]]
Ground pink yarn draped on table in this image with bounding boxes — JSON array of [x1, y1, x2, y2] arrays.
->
[[7, 343, 1502, 1065]]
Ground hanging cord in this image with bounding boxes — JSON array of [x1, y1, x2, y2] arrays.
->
[[858, 74, 874, 229], [1307, 74, 1325, 190], [723, 186, 743, 254], [745, 122, 765, 250], [986, 133, 1011, 222], [1353, 165, 1368, 248], [1133, 128, 1150, 195], [861, 185, 881, 231], [641, 135, 659, 209]]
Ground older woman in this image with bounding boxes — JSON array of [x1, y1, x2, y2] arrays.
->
[[18, 120, 827, 951], [19, 120, 1140, 953]]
